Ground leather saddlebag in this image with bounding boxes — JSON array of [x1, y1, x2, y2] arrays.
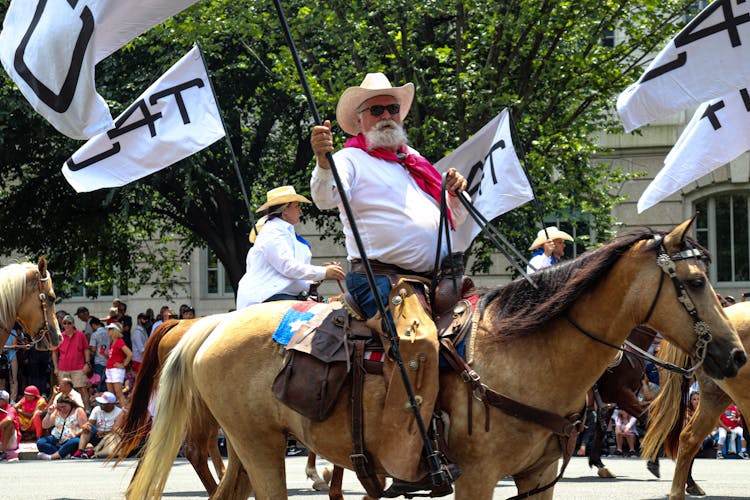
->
[[272, 307, 351, 421]]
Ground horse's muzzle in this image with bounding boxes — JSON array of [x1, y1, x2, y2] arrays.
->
[[705, 344, 747, 380]]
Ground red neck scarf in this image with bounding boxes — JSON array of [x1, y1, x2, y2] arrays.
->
[[345, 134, 453, 226]]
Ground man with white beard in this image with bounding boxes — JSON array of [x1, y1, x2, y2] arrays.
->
[[310, 72, 467, 317], [310, 72, 466, 496]]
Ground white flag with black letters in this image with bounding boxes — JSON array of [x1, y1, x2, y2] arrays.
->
[[61, 46, 224, 192], [434, 109, 533, 251], [617, 0, 750, 132], [0, 0, 199, 139], [638, 87, 750, 213]]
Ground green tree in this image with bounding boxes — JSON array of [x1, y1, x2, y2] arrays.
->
[[0, 0, 700, 296]]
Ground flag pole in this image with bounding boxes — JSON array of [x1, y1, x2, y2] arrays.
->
[[195, 42, 257, 232], [271, 0, 450, 490], [508, 108, 549, 239]]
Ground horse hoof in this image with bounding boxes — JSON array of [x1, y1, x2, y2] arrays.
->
[[597, 467, 616, 478], [646, 460, 660, 478], [686, 484, 706, 496], [312, 479, 330, 492], [322, 467, 333, 484]]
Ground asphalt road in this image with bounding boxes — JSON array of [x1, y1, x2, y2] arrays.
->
[[2, 455, 749, 499]]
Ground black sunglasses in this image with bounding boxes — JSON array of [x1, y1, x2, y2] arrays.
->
[[358, 103, 400, 117]]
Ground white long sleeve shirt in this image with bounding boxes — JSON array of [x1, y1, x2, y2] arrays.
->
[[311, 147, 466, 273], [235, 217, 327, 309]]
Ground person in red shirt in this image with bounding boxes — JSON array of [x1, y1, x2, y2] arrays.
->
[[0, 390, 20, 460], [105, 323, 132, 408], [52, 315, 91, 411], [716, 403, 748, 459]]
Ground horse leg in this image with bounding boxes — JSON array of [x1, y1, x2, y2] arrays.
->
[[211, 440, 253, 500], [217, 429, 288, 500], [453, 465, 500, 500], [182, 436, 218, 495], [670, 389, 730, 500], [328, 465, 344, 500], [511, 460, 557, 500], [207, 425, 226, 480], [304, 452, 330, 491], [685, 456, 705, 496], [590, 407, 615, 478]]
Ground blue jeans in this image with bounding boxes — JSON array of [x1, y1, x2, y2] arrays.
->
[[93, 363, 107, 392], [345, 273, 392, 319], [37, 435, 80, 458]]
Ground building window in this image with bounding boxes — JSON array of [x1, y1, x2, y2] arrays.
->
[[601, 29, 615, 48], [204, 249, 234, 297], [695, 194, 750, 283], [69, 264, 120, 299]]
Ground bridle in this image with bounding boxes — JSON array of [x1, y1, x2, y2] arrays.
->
[[7, 270, 54, 348], [566, 236, 713, 378]]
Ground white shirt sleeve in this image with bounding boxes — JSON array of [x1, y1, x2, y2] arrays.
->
[[258, 223, 327, 282], [310, 152, 356, 210]]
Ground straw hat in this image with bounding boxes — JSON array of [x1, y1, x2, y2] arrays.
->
[[248, 215, 268, 244], [256, 186, 311, 213], [529, 226, 573, 250], [335, 73, 415, 136]]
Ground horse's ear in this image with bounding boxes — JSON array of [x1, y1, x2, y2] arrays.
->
[[37, 256, 48, 277], [663, 216, 697, 254]]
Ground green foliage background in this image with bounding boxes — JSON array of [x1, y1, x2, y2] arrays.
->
[[0, 0, 699, 297]]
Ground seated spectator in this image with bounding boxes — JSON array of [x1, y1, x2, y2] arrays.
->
[[88, 317, 110, 392], [716, 403, 748, 459], [0, 390, 20, 460], [36, 395, 87, 460], [105, 323, 132, 408], [13, 385, 47, 440], [50, 377, 85, 408], [2, 330, 20, 403], [71, 392, 124, 459], [614, 409, 638, 457]]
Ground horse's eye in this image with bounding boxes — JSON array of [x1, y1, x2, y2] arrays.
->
[[687, 277, 705, 289]]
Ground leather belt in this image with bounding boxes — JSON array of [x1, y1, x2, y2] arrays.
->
[[350, 259, 431, 280]]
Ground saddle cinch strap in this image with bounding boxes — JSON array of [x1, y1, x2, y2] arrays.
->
[[439, 339, 585, 500]]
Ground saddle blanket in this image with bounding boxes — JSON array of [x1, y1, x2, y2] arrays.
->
[[272, 301, 330, 346]]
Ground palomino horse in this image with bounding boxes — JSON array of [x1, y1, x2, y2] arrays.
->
[[115, 317, 227, 495], [116, 317, 333, 495], [642, 301, 750, 500], [127, 220, 746, 500], [587, 325, 659, 479], [0, 258, 60, 351]]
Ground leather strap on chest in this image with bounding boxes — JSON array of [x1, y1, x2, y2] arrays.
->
[[439, 339, 583, 499]]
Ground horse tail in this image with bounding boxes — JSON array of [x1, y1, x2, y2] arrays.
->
[[640, 341, 690, 460], [125, 315, 222, 499], [113, 319, 181, 464]]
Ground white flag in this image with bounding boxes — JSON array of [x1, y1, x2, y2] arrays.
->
[[435, 109, 533, 251], [0, 0, 199, 139], [617, 0, 750, 132], [61, 46, 224, 192], [638, 87, 750, 213]]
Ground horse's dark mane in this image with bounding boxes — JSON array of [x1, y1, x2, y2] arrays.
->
[[480, 228, 687, 339]]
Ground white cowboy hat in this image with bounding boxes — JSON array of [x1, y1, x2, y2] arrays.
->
[[256, 186, 311, 213], [335, 72, 415, 136], [529, 226, 573, 250]]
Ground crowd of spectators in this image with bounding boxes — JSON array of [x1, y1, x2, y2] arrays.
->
[[0, 299, 197, 461]]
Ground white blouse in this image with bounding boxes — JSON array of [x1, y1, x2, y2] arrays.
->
[[235, 217, 327, 309]]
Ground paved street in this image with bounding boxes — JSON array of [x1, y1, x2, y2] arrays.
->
[[2, 455, 749, 499]]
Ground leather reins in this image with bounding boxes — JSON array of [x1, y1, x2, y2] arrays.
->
[[566, 238, 713, 378]]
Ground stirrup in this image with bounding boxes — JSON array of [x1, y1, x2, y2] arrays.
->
[[382, 464, 460, 498]]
